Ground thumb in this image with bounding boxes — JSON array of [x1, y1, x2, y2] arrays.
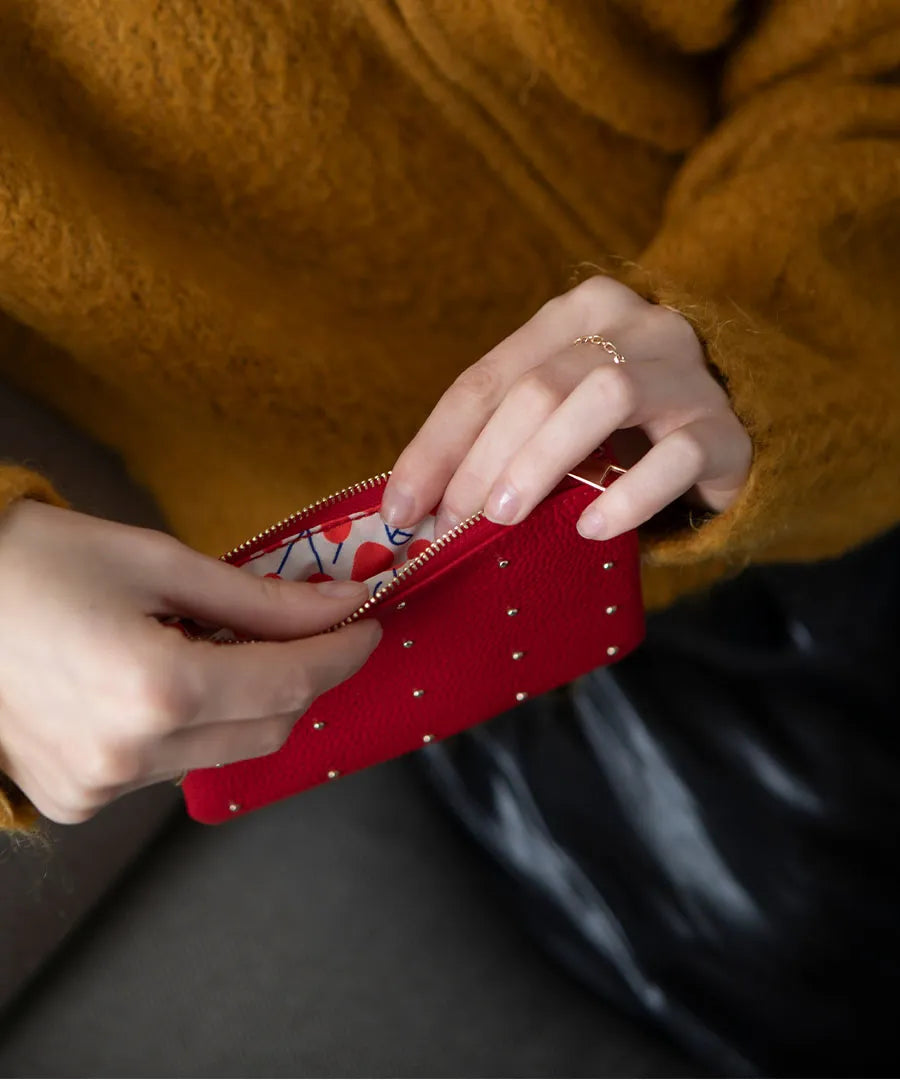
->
[[154, 544, 370, 640]]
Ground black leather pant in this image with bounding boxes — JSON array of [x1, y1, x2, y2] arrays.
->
[[420, 526, 900, 1076]]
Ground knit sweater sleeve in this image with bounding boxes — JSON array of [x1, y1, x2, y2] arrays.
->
[[1, 464, 66, 517], [0, 465, 67, 829], [601, 8, 900, 604]]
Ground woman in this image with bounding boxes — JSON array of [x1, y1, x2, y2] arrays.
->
[[1, 1, 898, 1070]]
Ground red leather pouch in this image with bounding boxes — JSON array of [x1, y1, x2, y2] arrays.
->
[[179, 453, 644, 823]]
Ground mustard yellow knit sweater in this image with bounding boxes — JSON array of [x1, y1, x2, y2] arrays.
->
[[1, 2, 900, 816]]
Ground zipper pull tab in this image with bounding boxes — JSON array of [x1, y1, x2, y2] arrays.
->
[[566, 459, 626, 492]]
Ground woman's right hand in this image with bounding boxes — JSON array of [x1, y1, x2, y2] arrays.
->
[[0, 500, 381, 824]]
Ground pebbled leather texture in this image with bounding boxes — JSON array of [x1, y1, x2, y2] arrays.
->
[[182, 472, 644, 823]]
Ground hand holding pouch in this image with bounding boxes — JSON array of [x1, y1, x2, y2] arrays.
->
[[178, 450, 644, 823]]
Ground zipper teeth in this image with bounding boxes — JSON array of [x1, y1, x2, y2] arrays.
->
[[218, 469, 485, 636], [205, 457, 611, 644], [202, 510, 485, 644], [331, 510, 484, 630], [221, 472, 390, 561]]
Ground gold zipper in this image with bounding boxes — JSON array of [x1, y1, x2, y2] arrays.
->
[[331, 510, 484, 629], [219, 457, 619, 635], [218, 469, 484, 632], [326, 459, 621, 628], [221, 472, 391, 562]]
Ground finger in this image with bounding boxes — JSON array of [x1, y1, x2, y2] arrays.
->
[[20, 767, 106, 826], [692, 415, 753, 512], [43, 710, 303, 807], [442, 351, 676, 531], [482, 355, 727, 529], [575, 415, 750, 540], [440, 323, 722, 535], [28, 791, 102, 826], [184, 618, 381, 726], [381, 280, 641, 527], [139, 713, 301, 785], [431, 347, 605, 535], [384, 362, 521, 532], [432, 308, 719, 535], [0, 726, 124, 824], [151, 542, 371, 639]]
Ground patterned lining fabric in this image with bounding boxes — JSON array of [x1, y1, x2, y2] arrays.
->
[[189, 508, 439, 643]]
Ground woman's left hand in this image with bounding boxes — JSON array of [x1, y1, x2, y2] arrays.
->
[[381, 276, 752, 540]]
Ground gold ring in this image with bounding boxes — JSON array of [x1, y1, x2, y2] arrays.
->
[[172, 769, 188, 787], [572, 335, 627, 364]]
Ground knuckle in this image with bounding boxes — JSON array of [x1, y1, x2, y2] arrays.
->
[[41, 796, 98, 826], [515, 369, 566, 413], [536, 294, 564, 319], [672, 426, 709, 474], [274, 716, 296, 748], [571, 275, 614, 310], [254, 718, 295, 759], [570, 275, 637, 320], [585, 364, 638, 417], [77, 737, 140, 791], [49, 775, 102, 821], [451, 363, 499, 406], [139, 530, 185, 573], [656, 305, 703, 357], [698, 378, 731, 414], [726, 415, 753, 471], [540, 288, 583, 324], [23, 789, 61, 824], [135, 694, 182, 737], [610, 371, 640, 416], [250, 570, 293, 613], [270, 667, 315, 717], [121, 653, 194, 736], [291, 670, 316, 712], [255, 572, 291, 609]]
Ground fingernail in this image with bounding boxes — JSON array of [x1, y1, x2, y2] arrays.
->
[[315, 580, 368, 599], [577, 508, 607, 540], [485, 484, 520, 525], [382, 486, 415, 526]]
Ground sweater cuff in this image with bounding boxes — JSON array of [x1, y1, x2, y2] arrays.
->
[[0, 465, 66, 831], [0, 774, 39, 831], [0, 463, 67, 517], [612, 263, 768, 570]]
